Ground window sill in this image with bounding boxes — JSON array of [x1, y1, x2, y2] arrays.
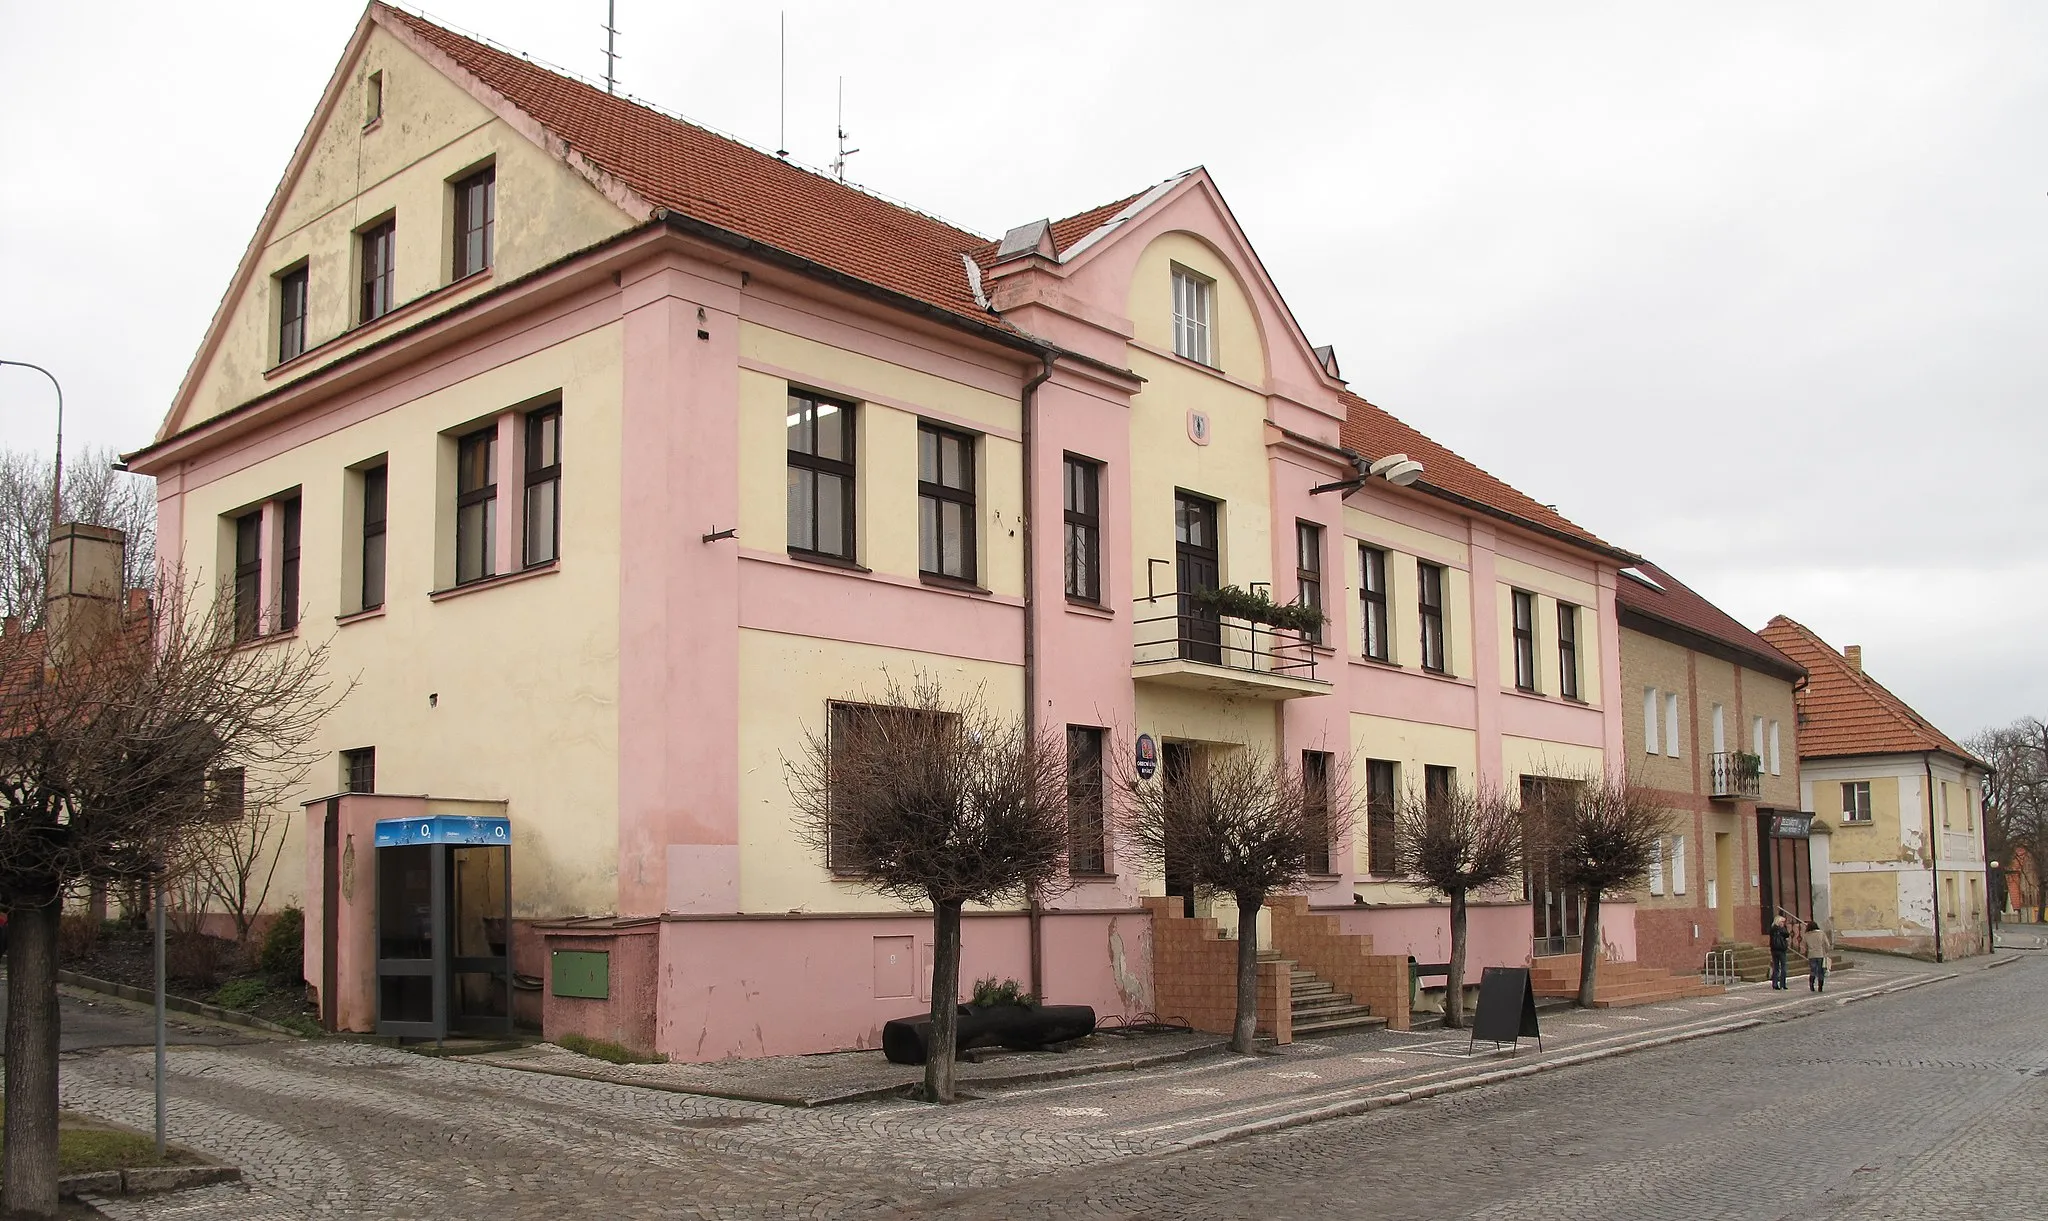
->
[[1067, 872, 1119, 882], [919, 573, 990, 596], [1302, 873, 1345, 882], [335, 607, 386, 627], [430, 562, 559, 602], [1351, 653, 1400, 670], [787, 550, 870, 575], [1065, 597, 1115, 619], [232, 627, 297, 653]]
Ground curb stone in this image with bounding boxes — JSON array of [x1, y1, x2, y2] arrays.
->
[[59, 1164, 240, 1198], [56, 970, 301, 1037]]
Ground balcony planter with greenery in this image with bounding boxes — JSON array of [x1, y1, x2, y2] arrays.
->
[[1187, 585, 1326, 636]]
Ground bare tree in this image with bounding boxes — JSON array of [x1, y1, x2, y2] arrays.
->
[[1392, 781, 1523, 1029], [1115, 746, 1356, 1054], [1528, 772, 1668, 1007], [192, 798, 294, 948], [784, 676, 1071, 1103], [0, 447, 155, 624], [0, 561, 336, 1216], [1971, 720, 2046, 922]]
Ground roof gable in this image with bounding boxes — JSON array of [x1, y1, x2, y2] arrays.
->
[[1759, 616, 1984, 766], [1617, 561, 1802, 679]]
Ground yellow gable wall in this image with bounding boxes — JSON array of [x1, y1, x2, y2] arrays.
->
[[1126, 231, 1268, 384], [734, 322, 1023, 594], [173, 323, 625, 917], [174, 24, 635, 432]]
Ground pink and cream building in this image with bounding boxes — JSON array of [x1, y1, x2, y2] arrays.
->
[[128, 5, 1642, 1058]]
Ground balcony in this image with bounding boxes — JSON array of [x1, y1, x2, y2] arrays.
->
[[1131, 599, 1331, 701], [1709, 751, 1763, 801]]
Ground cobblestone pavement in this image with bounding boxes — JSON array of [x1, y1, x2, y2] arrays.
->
[[894, 952, 2048, 1219], [55, 952, 2027, 1219]]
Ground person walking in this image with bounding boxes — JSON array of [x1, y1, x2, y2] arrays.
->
[[1768, 916, 1792, 989], [1805, 920, 1832, 993]]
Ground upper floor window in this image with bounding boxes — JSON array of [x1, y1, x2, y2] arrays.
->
[[1668, 692, 1683, 758], [342, 747, 376, 794], [455, 425, 497, 585], [277, 495, 302, 633], [364, 70, 383, 127], [1842, 780, 1872, 824], [917, 422, 976, 583], [1360, 545, 1389, 661], [523, 407, 561, 567], [1366, 758, 1398, 876], [786, 391, 855, 561], [1417, 561, 1447, 673], [1511, 589, 1536, 692], [1557, 602, 1580, 700], [453, 165, 496, 280], [1303, 751, 1333, 874], [276, 265, 309, 363], [360, 463, 387, 612], [1295, 522, 1323, 645], [1063, 456, 1101, 603], [1769, 720, 1781, 775], [233, 511, 262, 642], [359, 218, 396, 324], [1067, 726, 1107, 875], [1171, 267, 1213, 365]]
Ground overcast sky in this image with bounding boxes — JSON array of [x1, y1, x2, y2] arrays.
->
[[2, 1, 2041, 736]]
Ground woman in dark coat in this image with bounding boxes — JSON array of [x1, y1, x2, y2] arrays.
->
[[1768, 916, 1792, 989]]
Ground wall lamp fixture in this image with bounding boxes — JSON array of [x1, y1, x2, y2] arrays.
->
[[1309, 452, 1424, 496]]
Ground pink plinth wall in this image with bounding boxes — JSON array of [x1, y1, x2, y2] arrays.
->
[[1597, 901, 1639, 962], [652, 909, 1153, 1062], [539, 919, 661, 1053], [1319, 902, 1535, 984]]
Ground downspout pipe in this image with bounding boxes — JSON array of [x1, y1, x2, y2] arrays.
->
[[1021, 352, 1057, 1000], [1924, 752, 1944, 963]]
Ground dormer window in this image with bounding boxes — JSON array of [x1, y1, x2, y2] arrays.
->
[[1171, 266, 1213, 365]]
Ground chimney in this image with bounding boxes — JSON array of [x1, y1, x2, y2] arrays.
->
[[46, 522, 126, 665], [1844, 644, 1862, 674]]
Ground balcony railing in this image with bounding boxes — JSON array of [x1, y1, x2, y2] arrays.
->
[[1131, 599, 1328, 699], [1709, 751, 1764, 801]]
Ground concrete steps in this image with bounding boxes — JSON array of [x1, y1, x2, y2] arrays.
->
[[1712, 940, 1854, 983], [1530, 954, 1724, 1007], [1258, 952, 1386, 1037]]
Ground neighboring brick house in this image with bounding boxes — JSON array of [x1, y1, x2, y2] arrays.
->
[[1759, 619, 1992, 959], [1617, 562, 1806, 974]]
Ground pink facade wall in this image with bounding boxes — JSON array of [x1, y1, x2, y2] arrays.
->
[[653, 911, 1150, 1061], [540, 922, 660, 1053], [1324, 902, 1535, 985]]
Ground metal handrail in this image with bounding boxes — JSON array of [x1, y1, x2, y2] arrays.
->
[[1132, 601, 1321, 681], [1709, 751, 1764, 800]]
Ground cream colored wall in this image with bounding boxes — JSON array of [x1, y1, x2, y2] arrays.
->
[[1127, 346, 1273, 610], [1823, 773, 1905, 864], [1746, 671, 1799, 808], [736, 629, 1023, 912], [736, 323, 1024, 592], [1619, 628, 1692, 792], [177, 323, 625, 917], [1695, 656, 1737, 758], [1502, 736, 1602, 788], [1126, 231, 1268, 384], [1343, 507, 1471, 675], [1493, 557, 1599, 701], [1349, 714, 1479, 888], [174, 25, 635, 432]]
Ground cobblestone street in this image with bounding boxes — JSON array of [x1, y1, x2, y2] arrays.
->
[[55, 952, 2044, 1219]]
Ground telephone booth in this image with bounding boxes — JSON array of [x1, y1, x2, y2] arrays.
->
[[374, 815, 513, 1040]]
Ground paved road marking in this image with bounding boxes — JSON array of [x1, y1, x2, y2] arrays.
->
[[1270, 1071, 1321, 1080], [1047, 1106, 1105, 1117], [1169, 1087, 1225, 1097]]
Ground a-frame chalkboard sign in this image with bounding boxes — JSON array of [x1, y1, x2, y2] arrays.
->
[[1469, 965, 1542, 1054]]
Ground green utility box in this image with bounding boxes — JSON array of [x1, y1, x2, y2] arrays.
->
[[551, 949, 610, 999]]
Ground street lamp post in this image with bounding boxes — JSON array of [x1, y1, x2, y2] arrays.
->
[[0, 359, 65, 526]]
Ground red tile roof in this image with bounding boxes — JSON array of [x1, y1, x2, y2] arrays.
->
[[1758, 616, 1984, 766], [1337, 392, 1626, 557], [380, 6, 1003, 331], [1616, 561, 1802, 679]]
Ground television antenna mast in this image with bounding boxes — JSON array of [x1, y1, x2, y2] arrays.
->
[[830, 76, 859, 182], [601, 0, 621, 95], [776, 11, 788, 157]]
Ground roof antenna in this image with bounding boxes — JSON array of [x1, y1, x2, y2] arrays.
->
[[775, 12, 788, 158], [831, 76, 859, 182], [601, 0, 620, 95]]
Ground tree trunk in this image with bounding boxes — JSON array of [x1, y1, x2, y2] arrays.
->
[[1231, 894, 1262, 1054], [1575, 889, 1602, 1008], [924, 898, 965, 1103], [4, 898, 64, 1218], [1444, 888, 1469, 1029]]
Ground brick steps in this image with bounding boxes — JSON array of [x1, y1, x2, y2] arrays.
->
[[1264, 951, 1385, 1037], [1530, 954, 1724, 1007]]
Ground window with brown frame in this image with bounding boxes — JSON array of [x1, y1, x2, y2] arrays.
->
[[1067, 726, 1107, 875], [1512, 589, 1536, 692], [342, 748, 376, 795], [277, 496, 302, 633], [1367, 758, 1398, 876], [277, 265, 308, 363], [1418, 561, 1447, 673], [1425, 764, 1457, 813], [1063, 455, 1101, 603], [523, 406, 561, 567], [825, 701, 951, 873], [208, 767, 246, 822], [455, 426, 497, 585], [917, 422, 976, 582], [1558, 602, 1580, 700], [786, 391, 856, 560], [1296, 521, 1324, 645], [358, 218, 396, 324], [452, 165, 496, 280], [361, 464, 387, 611], [1304, 750, 1333, 874], [1360, 545, 1389, 661], [233, 511, 262, 642]]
